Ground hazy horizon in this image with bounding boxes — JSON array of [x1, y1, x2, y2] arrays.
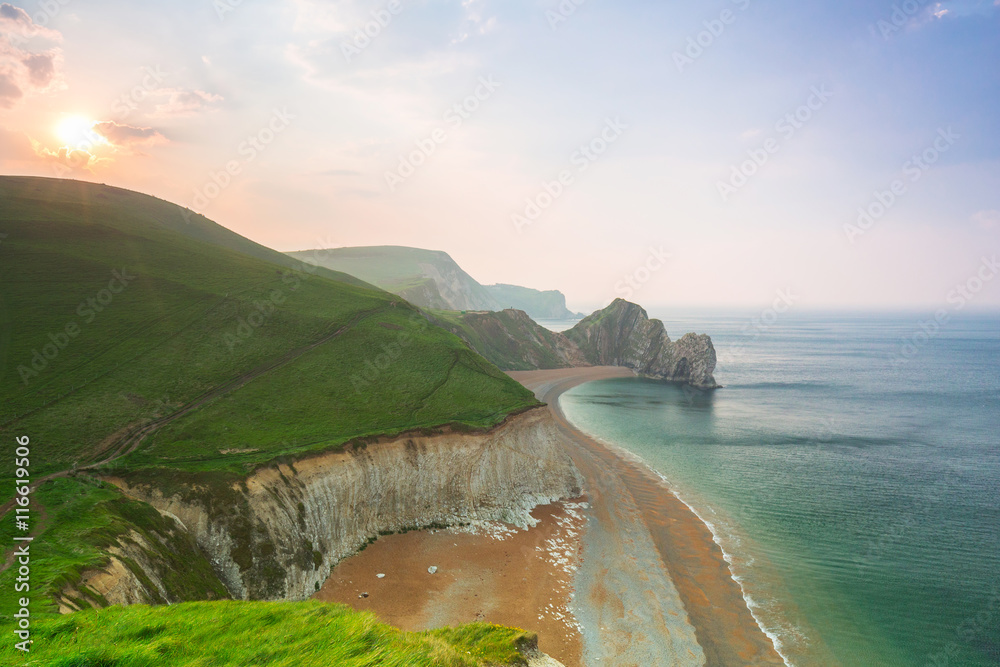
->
[[1, 0, 998, 312]]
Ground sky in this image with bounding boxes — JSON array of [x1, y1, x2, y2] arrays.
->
[[1, 0, 998, 313]]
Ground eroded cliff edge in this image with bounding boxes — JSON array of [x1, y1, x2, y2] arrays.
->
[[565, 299, 718, 388], [104, 408, 581, 602], [435, 299, 718, 388]]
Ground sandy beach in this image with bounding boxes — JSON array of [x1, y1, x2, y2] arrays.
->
[[316, 366, 784, 666]]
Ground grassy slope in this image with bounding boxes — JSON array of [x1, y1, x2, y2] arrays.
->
[[288, 245, 499, 310], [0, 178, 539, 481], [431, 309, 574, 371], [0, 176, 372, 289], [0, 178, 541, 658], [0, 477, 228, 621], [0, 600, 536, 666]]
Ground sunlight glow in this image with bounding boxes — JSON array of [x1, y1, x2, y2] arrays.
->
[[55, 116, 105, 149]]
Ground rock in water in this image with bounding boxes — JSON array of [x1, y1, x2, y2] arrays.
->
[[564, 298, 718, 388]]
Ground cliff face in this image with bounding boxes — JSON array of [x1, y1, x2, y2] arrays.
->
[[58, 497, 230, 613], [109, 409, 582, 601], [484, 284, 583, 319], [286, 246, 579, 318], [564, 299, 718, 388], [442, 300, 718, 388]]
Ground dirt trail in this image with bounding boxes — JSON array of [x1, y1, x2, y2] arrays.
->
[[1, 497, 49, 574], [0, 308, 381, 554]]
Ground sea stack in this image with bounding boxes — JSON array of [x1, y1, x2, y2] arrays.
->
[[564, 299, 719, 388]]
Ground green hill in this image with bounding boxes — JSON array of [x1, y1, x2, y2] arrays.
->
[[289, 245, 499, 311], [288, 245, 582, 319], [0, 177, 542, 656], [431, 308, 585, 371], [0, 176, 372, 289], [0, 178, 538, 482]]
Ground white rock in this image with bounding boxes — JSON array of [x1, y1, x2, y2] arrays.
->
[[427, 566, 438, 574], [376, 573, 385, 579]]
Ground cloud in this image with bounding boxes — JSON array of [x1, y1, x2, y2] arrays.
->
[[930, 0, 999, 19], [972, 209, 1000, 230], [25, 119, 166, 173], [149, 87, 223, 117], [20, 51, 55, 86], [92, 120, 167, 147], [0, 3, 62, 108], [452, 0, 497, 44], [30, 140, 111, 172], [0, 2, 61, 41]]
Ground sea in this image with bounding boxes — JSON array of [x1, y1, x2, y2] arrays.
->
[[553, 311, 1000, 666]]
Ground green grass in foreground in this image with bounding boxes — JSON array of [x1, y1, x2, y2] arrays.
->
[[0, 477, 227, 621], [0, 601, 536, 666]]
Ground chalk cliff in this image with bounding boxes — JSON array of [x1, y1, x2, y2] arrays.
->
[[108, 409, 581, 601]]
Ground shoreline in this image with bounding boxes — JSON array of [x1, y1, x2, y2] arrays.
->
[[510, 367, 785, 666], [543, 403, 793, 665], [313, 366, 784, 666]]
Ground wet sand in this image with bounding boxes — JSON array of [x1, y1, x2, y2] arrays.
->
[[315, 366, 784, 666], [314, 500, 588, 665], [511, 367, 785, 666]]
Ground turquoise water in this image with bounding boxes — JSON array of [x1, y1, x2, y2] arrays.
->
[[559, 312, 1000, 666]]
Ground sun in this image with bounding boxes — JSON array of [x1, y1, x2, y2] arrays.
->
[[55, 116, 106, 149]]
